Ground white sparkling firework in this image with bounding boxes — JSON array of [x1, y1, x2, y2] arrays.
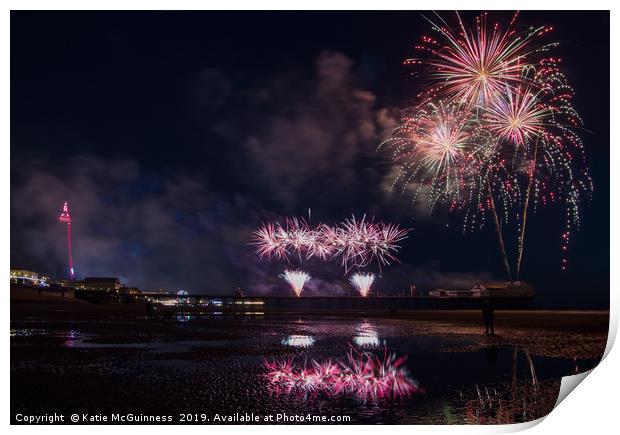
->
[[349, 272, 376, 297], [279, 269, 311, 297]]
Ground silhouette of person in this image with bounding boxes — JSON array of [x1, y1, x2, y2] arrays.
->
[[482, 299, 495, 335]]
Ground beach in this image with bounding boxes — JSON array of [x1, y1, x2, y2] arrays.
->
[[10, 286, 609, 424]]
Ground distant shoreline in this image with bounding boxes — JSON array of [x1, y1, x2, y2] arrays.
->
[[11, 286, 609, 328]]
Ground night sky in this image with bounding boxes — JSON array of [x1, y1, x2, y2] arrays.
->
[[10, 11, 609, 308]]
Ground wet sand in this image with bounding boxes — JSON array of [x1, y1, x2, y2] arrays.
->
[[11, 286, 608, 325], [10, 288, 609, 424], [11, 286, 609, 360], [10, 287, 144, 319], [10, 313, 600, 424]]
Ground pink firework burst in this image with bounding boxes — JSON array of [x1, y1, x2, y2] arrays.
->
[[334, 215, 410, 272], [251, 215, 409, 273], [383, 12, 591, 277], [251, 222, 290, 261], [381, 101, 487, 211], [408, 11, 556, 106], [482, 86, 550, 148]]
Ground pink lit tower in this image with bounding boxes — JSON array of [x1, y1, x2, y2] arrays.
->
[[58, 202, 75, 280]]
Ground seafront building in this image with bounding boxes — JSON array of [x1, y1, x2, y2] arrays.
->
[[77, 277, 123, 292], [10, 268, 50, 287]]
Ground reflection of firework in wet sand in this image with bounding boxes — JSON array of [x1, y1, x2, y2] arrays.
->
[[281, 335, 315, 348], [265, 347, 422, 400], [279, 269, 311, 297], [349, 273, 376, 297], [443, 379, 559, 424], [353, 322, 381, 348]]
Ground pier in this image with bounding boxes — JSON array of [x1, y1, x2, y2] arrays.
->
[[74, 290, 534, 314]]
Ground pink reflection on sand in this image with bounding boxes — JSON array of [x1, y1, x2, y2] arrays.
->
[[265, 346, 422, 400]]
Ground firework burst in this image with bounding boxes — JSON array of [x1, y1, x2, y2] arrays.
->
[[252, 215, 409, 273], [381, 101, 487, 211], [482, 86, 550, 148], [334, 215, 409, 272], [384, 11, 591, 277], [408, 11, 556, 106]]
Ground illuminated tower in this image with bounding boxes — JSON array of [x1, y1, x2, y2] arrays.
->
[[58, 202, 75, 280]]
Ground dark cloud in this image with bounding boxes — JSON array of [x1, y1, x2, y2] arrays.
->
[[190, 51, 398, 210], [191, 67, 233, 113]]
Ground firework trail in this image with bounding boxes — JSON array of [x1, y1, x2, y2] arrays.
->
[[279, 269, 311, 297], [252, 215, 409, 273], [349, 273, 376, 297], [265, 347, 421, 400]]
